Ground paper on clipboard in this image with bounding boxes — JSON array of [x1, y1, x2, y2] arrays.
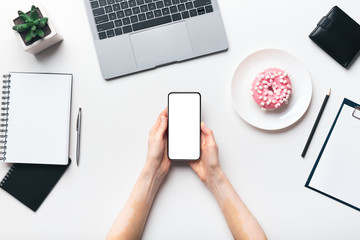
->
[[306, 98, 360, 212]]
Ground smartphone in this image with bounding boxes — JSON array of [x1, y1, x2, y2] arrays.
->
[[168, 92, 201, 160]]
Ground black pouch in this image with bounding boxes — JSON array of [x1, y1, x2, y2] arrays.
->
[[309, 6, 360, 68]]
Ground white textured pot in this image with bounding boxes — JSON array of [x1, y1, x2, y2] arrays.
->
[[9, 5, 63, 55]]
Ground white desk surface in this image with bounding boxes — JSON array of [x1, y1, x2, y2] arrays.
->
[[1, 0, 360, 239]]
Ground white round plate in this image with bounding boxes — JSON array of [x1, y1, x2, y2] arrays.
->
[[231, 49, 312, 130]]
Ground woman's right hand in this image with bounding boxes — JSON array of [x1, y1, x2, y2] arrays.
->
[[188, 122, 222, 185], [190, 123, 268, 240]]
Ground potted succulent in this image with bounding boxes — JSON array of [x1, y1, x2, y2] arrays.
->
[[10, 5, 63, 55]]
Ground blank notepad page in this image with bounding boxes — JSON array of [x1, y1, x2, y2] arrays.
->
[[308, 101, 360, 209], [5, 72, 72, 165]]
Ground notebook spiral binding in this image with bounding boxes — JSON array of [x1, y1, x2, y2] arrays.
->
[[0, 74, 11, 162], [0, 165, 15, 188]]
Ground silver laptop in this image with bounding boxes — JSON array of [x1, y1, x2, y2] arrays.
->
[[84, 0, 228, 79]]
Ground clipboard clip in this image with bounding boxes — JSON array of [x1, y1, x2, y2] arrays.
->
[[352, 106, 360, 120]]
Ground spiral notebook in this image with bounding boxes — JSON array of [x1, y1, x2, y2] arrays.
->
[[306, 98, 360, 212], [0, 72, 72, 165]]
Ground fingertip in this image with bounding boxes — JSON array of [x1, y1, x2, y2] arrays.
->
[[162, 107, 168, 117]]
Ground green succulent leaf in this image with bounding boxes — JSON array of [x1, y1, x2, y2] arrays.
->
[[31, 29, 37, 38], [33, 19, 39, 26], [18, 11, 32, 23], [36, 29, 44, 38], [30, 6, 39, 21], [31, 25, 37, 31], [25, 31, 32, 42], [40, 17, 48, 24], [12, 23, 30, 33], [39, 17, 48, 28]]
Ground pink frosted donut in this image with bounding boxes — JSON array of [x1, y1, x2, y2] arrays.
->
[[250, 67, 292, 110]]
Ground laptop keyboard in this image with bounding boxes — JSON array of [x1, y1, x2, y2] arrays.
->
[[90, 0, 214, 40]]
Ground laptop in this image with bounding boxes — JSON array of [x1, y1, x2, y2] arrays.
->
[[84, 0, 228, 79]]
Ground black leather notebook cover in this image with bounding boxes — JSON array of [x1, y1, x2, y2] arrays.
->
[[309, 6, 360, 68], [0, 159, 71, 212]]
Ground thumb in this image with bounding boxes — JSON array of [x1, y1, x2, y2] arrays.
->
[[201, 122, 216, 146], [201, 122, 211, 135]]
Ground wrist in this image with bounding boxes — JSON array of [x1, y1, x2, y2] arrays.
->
[[143, 161, 166, 183], [130, 163, 165, 205], [205, 167, 226, 189]]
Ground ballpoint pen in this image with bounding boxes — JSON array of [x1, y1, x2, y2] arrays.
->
[[76, 107, 82, 166]]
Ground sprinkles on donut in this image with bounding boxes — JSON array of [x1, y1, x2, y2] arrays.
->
[[250, 67, 292, 111]]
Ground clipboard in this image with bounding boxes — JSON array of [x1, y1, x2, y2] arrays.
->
[[305, 98, 360, 212]]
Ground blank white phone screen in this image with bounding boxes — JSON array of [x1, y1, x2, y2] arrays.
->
[[168, 93, 201, 160]]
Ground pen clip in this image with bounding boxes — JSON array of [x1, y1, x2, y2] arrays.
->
[[76, 116, 79, 131], [352, 106, 360, 120], [76, 110, 80, 131]]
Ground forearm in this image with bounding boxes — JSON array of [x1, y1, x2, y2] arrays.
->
[[106, 164, 165, 240], [206, 169, 267, 240]]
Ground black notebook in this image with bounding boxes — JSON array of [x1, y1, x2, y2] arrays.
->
[[0, 159, 71, 212]]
